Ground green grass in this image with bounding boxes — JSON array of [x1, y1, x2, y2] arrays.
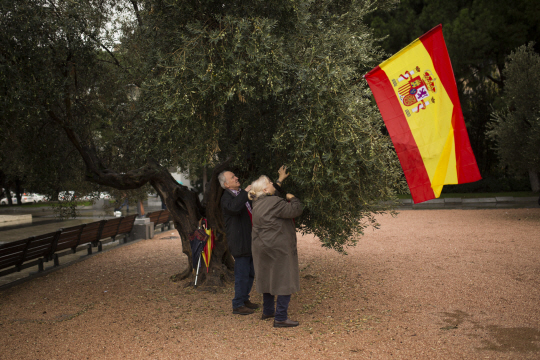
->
[[397, 191, 538, 199]]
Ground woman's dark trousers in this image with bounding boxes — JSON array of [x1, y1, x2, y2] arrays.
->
[[263, 293, 291, 321]]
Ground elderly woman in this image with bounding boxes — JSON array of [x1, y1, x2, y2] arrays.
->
[[248, 174, 303, 328]]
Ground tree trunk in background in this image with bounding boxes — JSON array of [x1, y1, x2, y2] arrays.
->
[[14, 179, 22, 205], [529, 169, 540, 193]]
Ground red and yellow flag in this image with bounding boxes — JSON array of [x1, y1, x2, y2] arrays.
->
[[365, 25, 481, 203], [202, 226, 214, 272]]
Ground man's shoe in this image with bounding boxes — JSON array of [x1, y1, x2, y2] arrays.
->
[[273, 319, 299, 328], [244, 300, 260, 309], [232, 306, 254, 315], [261, 313, 275, 320]]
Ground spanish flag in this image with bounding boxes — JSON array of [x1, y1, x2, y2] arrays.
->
[[365, 25, 481, 203], [202, 226, 214, 272]]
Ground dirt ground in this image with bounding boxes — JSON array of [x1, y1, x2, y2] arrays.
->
[[1, 208, 539, 360]]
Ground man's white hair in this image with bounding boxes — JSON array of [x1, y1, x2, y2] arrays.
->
[[218, 171, 228, 189]]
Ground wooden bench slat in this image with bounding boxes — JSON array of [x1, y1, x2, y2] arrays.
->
[[20, 232, 59, 264], [100, 217, 123, 239], [117, 214, 137, 235], [0, 239, 30, 270], [0, 253, 25, 269], [79, 220, 106, 244], [147, 211, 162, 224], [0, 239, 29, 258], [157, 210, 171, 224], [54, 225, 86, 252]]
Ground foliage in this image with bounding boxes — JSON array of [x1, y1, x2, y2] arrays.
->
[[0, 0, 134, 197], [50, 200, 80, 220], [488, 43, 540, 191], [128, 0, 403, 251], [1, 0, 403, 253]]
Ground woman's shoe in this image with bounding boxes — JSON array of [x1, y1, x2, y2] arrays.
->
[[273, 319, 299, 328], [261, 313, 275, 320]]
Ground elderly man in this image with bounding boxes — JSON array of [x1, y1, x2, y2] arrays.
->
[[219, 170, 259, 315]]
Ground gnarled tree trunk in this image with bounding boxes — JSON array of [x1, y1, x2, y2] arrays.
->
[[60, 123, 236, 288], [148, 160, 235, 286], [152, 159, 236, 287]]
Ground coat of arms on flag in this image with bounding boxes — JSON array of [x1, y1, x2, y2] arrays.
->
[[395, 66, 436, 115], [365, 24, 481, 203]]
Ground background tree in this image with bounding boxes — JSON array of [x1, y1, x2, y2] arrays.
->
[[366, 0, 540, 185], [488, 43, 540, 192], [1, 0, 402, 285]]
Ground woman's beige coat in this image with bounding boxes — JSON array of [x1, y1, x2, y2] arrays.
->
[[251, 195, 303, 295]]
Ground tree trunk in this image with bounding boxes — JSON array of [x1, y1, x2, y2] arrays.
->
[[14, 178, 23, 205], [5, 187, 13, 205], [529, 169, 540, 193], [59, 121, 235, 288], [150, 159, 235, 288]]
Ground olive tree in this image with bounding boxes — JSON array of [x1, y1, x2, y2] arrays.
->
[[1, 0, 402, 286]]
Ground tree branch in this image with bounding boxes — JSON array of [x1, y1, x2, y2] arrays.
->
[[47, 110, 160, 189], [86, 33, 122, 68], [472, 64, 503, 88], [130, 0, 144, 28]]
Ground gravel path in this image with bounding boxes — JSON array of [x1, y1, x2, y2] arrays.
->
[[1, 208, 539, 359]]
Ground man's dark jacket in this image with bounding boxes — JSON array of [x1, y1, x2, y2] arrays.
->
[[221, 189, 252, 257]]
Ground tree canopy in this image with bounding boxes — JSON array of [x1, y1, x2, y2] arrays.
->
[[488, 43, 540, 192], [1, 0, 402, 266]]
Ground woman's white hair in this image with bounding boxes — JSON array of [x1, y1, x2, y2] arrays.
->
[[248, 175, 271, 201]]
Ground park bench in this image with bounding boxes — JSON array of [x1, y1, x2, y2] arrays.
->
[[49, 215, 137, 267], [147, 210, 163, 229], [115, 214, 137, 244], [79, 220, 106, 255], [49, 224, 86, 267], [0, 231, 60, 276], [0, 215, 140, 278], [94, 217, 123, 251], [92, 214, 138, 251], [147, 210, 172, 233], [155, 210, 172, 232]]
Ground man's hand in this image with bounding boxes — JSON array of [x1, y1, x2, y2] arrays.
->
[[286, 193, 295, 201], [277, 165, 290, 183], [244, 185, 252, 192]]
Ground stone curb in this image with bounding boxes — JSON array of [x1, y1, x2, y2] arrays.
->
[[398, 196, 539, 207]]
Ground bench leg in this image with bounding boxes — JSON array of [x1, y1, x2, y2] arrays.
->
[[54, 254, 60, 267], [98, 242, 103, 252], [87, 244, 92, 255], [38, 258, 44, 272]]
